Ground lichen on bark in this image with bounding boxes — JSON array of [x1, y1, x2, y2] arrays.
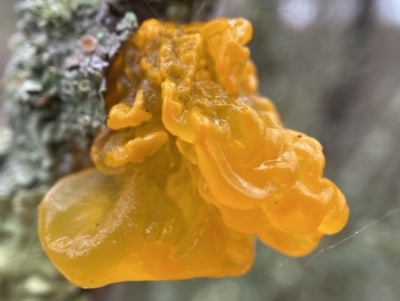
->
[[0, 0, 137, 300], [0, 0, 217, 300]]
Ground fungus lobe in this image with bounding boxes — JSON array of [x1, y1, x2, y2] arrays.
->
[[38, 18, 349, 288]]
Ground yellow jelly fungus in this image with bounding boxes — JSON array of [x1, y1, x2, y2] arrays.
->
[[38, 18, 349, 288]]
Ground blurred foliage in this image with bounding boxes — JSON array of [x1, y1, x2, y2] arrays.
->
[[2, 0, 400, 300], [0, 0, 16, 126]]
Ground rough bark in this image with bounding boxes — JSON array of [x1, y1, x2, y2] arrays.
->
[[0, 1, 216, 300]]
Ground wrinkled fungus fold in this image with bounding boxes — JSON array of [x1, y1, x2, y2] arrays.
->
[[38, 18, 349, 288]]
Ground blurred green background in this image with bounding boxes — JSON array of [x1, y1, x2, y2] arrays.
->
[[0, 0, 15, 126], [2, 0, 400, 300]]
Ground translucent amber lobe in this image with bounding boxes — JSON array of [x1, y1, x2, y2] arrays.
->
[[38, 17, 349, 287], [39, 167, 254, 288]]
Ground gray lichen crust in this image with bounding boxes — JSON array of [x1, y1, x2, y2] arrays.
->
[[0, 1, 138, 300], [0, 1, 217, 300]]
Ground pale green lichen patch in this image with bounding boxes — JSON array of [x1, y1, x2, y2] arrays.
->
[[0, 0, 137, 300], [0, 0, 217, 299], [2, 0, 138, 188]]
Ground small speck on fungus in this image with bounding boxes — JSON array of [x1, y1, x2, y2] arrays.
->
[[38, 18, 349, 289]]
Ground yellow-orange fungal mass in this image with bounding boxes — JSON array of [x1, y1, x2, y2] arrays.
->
[[38, 18, 349, 288]]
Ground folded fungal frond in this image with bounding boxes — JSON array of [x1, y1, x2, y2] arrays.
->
[[38, 18, 349, 288]]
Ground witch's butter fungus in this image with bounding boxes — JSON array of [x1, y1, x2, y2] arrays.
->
[[38, 18, 349, 288]]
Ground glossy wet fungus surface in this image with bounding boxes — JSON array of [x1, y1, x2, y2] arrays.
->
[[38, 18, 349, 288]]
